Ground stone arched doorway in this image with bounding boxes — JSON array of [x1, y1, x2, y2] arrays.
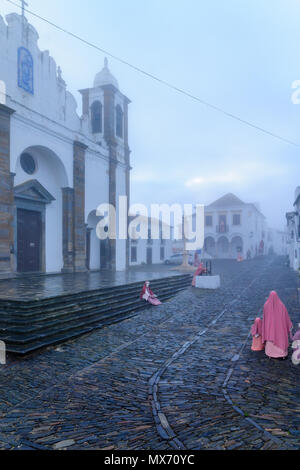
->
[[217, 236, 229, 258], [86, 210, 112, 271], [204, 236, 216, 257], [231, 236, 244, 259], [14, 146, 69, 273]]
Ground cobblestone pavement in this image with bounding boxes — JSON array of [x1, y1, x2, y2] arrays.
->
[[0, 257, 299, 450]]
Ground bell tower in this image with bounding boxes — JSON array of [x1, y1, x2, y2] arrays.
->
[[79, 59, 131, 270]]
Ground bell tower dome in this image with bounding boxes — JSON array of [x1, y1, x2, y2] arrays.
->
[[94, 58, 119, 89]]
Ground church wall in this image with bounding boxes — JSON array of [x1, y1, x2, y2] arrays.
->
[[85, 151, 109, 218], [10, 116, 73, 185], [0, 12, 131, 275], [0, 14, 80, 131], [10, 117, 72, 273], [85, 153, 109, 271]]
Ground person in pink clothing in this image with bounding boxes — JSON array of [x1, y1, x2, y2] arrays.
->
[[192, 263, 207, 287], [262, 291, 293, 359], [291, 324, 300, 366], [140, 281, 162, 306], [251, 318, 264, 351]]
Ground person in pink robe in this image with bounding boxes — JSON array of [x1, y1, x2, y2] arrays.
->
[[251, 318, 264, 351], [291, 324, 300, 365], [192, 263, 207, 287], [262, 291, 293, 359], [140, 281, 162, 306]]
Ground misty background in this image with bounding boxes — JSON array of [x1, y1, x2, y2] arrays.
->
[[1, 0, 299, 229]]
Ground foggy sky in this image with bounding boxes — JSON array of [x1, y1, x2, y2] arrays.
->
[[1, 0, 300, 230]]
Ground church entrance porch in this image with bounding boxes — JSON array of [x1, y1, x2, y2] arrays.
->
[[17, 209, 42, 273]]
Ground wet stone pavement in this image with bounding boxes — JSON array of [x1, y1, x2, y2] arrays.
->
[[0, 257, 299, 450], [0, 264, 182, 300]]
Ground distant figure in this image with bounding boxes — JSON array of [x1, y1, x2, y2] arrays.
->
[[251, 318, 264, 351], [140, 281, 162, 306], [259, 240, 264, 256], [237, 254, 243, 262], [247, 249, 251, 260], [262, 291, 293, 359], [291, 324, 300, 365], [192, 263, 207, 287]]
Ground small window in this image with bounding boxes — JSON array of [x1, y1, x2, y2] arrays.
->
[[20, 153, 36, 175], [91, 101, 102, 134], [205, 215, 213, 227], [116, 105, 124, 138], [131, 246, 137, 263], [233, 214, 241, 226]]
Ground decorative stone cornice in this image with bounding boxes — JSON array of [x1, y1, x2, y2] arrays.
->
[[0, 104, 15, 116], [74, 140, 88, 151]]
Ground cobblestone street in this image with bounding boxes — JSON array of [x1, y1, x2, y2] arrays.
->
[[0, 257, 299, 450]]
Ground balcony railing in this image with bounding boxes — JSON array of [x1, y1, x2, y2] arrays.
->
[[216, 224, 229, 234]]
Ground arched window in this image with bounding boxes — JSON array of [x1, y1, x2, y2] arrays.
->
[[91, 101, 102, 134], [116, 105, 124, 138]]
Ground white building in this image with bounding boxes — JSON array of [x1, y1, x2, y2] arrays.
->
[[203, 193, 267, 259], [0, 13, 131, 277], [266, 228, 287, 256], [286, 187, 300, 271], [129, 216, 173, 266]]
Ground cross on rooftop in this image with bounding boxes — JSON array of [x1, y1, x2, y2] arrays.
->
[[19, 0, 28, 20]]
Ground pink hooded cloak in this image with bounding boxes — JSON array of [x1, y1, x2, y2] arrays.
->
[[262, 291, 293, 353], [251, 318, 262, 337], [251, 318, 264, 351]]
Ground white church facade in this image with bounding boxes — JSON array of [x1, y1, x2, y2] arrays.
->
[[0, 13, 131, 277]]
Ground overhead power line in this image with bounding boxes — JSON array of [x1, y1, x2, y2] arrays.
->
[[4, 0, 300, 148]]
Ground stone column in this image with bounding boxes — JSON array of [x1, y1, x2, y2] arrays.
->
[[62, 187, 74, 273], [103, 85, 118, 271], [124, 98, 131, 270], [0, 104, 15, 278], [73, 141, 88, 272], [108, 158, 117, 271]]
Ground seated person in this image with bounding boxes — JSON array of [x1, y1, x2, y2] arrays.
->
[[140, 281, 162, 306]]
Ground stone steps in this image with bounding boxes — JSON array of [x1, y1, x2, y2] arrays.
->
[[0, 274, 192, 355], [0, 275, 187, 320], [0, 279, 188, 333]]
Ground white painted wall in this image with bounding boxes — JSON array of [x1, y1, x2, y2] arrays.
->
[[203, 204, 267, 259], [0, 12, 130, 273]]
